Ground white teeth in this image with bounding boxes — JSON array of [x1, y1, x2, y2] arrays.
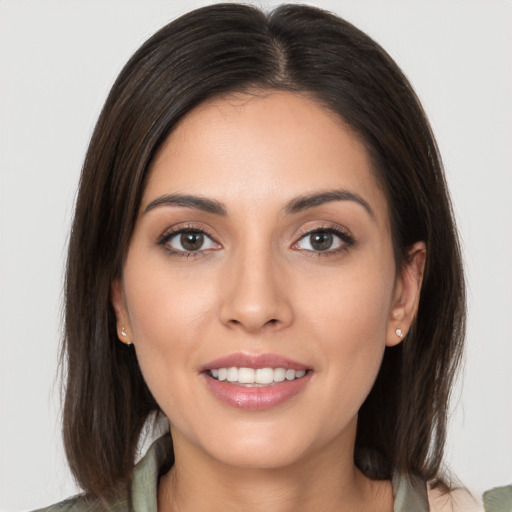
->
[[273, 367, 286, 382], [285, 369, 296, 380], [226, 367, 238, 382], [209, 366, 307, 385], [238, 367, 255, 383], [255, 368, 274, 384]]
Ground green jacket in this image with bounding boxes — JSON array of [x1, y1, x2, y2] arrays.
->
[[34, 434, 494, 512]]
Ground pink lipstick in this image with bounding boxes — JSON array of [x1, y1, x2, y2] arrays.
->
[[200, 353, 312, 410]]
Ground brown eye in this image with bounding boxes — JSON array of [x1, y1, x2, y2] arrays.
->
[[310, 232, 333, 251], [295, 228, 353, 253], [180, 232, 204, 251], [161, 229, 219, 254]]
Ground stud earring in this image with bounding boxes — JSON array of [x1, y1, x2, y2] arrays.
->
[[120, 327, 133, 345], [395, 328, 403, 339]]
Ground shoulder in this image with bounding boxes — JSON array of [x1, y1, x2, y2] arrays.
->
[[483, 484, 512, 512], [31, 494, 129, 512], [428, 485, 484, 512], [32, 495, 89, 512], [31, 430, 171, 512]]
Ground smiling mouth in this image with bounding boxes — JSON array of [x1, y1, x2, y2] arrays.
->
[[207, 367, 309, 387]]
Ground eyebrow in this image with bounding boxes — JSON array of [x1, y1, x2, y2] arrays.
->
[[143, 188, 374, 218], [144, 194, 227, 216], [283, 189, 374, 217]]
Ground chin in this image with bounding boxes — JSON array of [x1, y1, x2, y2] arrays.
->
[[181, 416, 349, 471], [208, 440, 310, 470]]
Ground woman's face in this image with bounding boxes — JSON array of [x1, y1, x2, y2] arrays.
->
[[112, 91, 423, 470]]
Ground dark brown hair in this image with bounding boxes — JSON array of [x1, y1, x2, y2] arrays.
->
[[62, 2, 465, 501]]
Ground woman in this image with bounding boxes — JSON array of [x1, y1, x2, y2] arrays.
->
[[36, 3, 479, 511]]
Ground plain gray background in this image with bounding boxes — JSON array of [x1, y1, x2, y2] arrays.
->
[[1, 1, 511, 510]]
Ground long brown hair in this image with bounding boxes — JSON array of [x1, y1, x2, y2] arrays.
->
[[62, 2, 465, 501]]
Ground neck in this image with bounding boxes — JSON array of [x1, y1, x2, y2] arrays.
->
[[157, 422, 393, 512]]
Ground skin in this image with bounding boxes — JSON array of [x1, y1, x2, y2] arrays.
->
[[112, 91, 426, 512]]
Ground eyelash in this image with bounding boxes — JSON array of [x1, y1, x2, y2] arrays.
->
[[157, 225, 216, 259], [293, 224, 355, 256], [157, 224, 355, 259]]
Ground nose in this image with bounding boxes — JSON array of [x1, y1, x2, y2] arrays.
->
[[218, 248, 294, 334]]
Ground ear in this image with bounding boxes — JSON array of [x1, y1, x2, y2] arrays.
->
[[111, 278, 133, 345], [386, 241, 426, 347]]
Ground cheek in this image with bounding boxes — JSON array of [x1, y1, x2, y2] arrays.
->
[[298, 253, 394, 345], [124, 253, 217, 343], [294, 257, 394, 420], [121, 254, 218, 405]]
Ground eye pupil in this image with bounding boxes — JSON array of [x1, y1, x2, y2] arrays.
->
[[181, 232, 204, 251], [310, 232, 333, 251]]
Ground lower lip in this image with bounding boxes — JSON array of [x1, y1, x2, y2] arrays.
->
[[202, 372, 312, 410]]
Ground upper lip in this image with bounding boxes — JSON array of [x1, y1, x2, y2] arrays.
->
[[200, 352, 310, 372]]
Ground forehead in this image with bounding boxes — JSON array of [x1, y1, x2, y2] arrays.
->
[[144, 91, 389, 222]]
